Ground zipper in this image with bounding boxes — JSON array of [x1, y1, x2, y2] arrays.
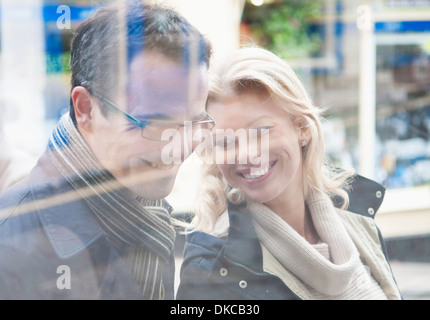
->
[[222, 255, 303, 300]]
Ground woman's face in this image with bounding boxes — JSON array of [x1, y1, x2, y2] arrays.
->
[[207, 91, 307, 205]]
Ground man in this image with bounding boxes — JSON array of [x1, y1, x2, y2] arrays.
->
[[0, 0, 212, 299]]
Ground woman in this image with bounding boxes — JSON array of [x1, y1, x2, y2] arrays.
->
[[176, 47, 402, 300]]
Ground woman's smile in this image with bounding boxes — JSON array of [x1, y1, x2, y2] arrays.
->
[[236, 160, 277, 184]]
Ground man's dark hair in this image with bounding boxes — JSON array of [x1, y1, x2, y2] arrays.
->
[[69, 0, 212, 125]]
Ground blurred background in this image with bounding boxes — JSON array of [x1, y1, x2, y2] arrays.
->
[[0, 0, 429, 299]]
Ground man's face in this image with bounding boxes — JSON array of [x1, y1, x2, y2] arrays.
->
[[85, 51, 209, 199]]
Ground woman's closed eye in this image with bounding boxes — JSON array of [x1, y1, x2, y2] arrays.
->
[[213, 126, 274, 149], [252, 125, 274, 137]]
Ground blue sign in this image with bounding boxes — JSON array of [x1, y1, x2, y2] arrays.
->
[[375, 20, 430, 33]]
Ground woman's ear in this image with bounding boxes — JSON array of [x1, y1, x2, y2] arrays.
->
[[71, 86, 95, 132], [294, 117, 311, 145]]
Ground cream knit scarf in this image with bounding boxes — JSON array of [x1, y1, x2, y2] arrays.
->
[[249, 189, 387, 299], [48, 113, 175, 299]]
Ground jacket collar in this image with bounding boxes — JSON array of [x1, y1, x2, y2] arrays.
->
[[30, 153, 104, 259], [344, 174, 385, 218]]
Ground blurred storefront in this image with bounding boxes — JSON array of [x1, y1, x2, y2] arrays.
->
[[0, 0, 101, 158]]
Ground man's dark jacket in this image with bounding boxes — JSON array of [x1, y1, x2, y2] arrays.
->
[[0, 151, 175, 299]]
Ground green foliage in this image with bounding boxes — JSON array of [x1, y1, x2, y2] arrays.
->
[[242, 0, 323, 59]]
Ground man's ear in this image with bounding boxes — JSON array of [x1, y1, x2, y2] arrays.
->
[[71, 86, 95, 132]]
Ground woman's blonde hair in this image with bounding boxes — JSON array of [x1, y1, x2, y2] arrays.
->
[[189, 46, 354, 233]]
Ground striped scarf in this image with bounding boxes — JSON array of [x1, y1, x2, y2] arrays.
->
[[48, 113, 175, 299]]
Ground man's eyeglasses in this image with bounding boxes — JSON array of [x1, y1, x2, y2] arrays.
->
[[92, 92, 215, 142]]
